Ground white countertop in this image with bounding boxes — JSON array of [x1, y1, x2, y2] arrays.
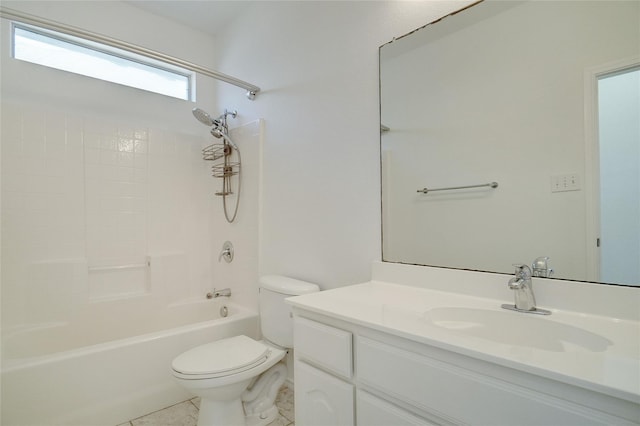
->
[[287, 280, 640, 404]]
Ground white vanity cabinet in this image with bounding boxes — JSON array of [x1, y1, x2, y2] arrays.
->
[[293, 316, 355, 425], [292, 312, 640, 426]]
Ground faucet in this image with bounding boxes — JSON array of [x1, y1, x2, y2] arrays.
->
[[502, 264, 551, 315], [531, 256, 554, 278], [206, 288, 231, 299], [508, 264, 535, 310]]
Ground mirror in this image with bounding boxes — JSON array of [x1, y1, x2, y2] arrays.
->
[[380, 0, 639, 286]]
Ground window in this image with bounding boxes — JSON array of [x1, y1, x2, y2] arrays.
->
[[12, 24, 194, 101]]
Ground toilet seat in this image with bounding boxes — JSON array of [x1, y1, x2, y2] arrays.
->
[[172, 335, 271, 380]]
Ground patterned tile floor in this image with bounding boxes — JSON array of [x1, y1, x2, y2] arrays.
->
[[118, 385, 294, 426]]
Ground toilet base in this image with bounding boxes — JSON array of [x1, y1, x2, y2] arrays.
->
[[242, 362, 287, 426], [245, 404, 279, 426], [196, 398, 278, 426], [198, 398, 245, 426]]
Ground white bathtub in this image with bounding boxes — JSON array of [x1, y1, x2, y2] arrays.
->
[[1, 300, 259, 426]]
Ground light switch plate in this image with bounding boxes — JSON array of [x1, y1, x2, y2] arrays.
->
[[551, 174, 581, 192]]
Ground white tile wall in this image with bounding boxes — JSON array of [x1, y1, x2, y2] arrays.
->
[[84, 120, 150, 300], [1, 101, 261, 340], [2, 104, 87, 325]]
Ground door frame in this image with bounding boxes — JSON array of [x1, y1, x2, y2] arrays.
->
[[584, 56, 640, 282]]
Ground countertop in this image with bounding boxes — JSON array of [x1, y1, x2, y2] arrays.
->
[[287, 280, 640, 404]]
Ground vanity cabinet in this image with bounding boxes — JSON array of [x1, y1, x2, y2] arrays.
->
[[293, 313, 639, 426], [294, 316, 355, 425]]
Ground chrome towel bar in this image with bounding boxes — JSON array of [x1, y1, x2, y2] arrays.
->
[[417, 181, 498, 194]]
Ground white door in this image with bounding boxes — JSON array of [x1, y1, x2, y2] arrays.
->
[[598, 67, 640, 285], [586, 59, 640, 286]]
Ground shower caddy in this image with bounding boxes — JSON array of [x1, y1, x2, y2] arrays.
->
[[202, 129, 239, 195], [196, 108, 242, 223]]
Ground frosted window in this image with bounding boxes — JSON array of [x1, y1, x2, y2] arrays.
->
[[13, 25, 193, 100]]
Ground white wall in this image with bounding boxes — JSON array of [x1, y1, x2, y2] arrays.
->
[[213, 1, 473, 289]]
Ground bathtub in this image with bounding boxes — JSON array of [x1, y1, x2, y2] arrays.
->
[[1, 300, 259, 426]]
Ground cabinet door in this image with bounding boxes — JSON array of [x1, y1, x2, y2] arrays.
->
[[295, 360, 354, 426]]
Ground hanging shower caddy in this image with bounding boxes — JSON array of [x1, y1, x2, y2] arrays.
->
[[202, 141, 240, 197], [193, 108, 242, 222]]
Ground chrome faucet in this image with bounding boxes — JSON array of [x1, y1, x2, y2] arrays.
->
[[508, 264, 535, 310], [206, 288, 231, 299], [502, 264, 551, 315], [531, 256, 554, 278]]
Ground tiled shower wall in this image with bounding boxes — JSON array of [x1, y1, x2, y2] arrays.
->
[[1, 101, 219, 329], [84, 121, 150, 299]]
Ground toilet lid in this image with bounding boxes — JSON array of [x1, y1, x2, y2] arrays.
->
[[172, 335, 269, 377]]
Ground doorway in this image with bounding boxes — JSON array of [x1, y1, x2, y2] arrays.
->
[[590, 64, 640, 285]]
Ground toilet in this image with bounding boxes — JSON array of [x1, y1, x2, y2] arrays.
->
[[172, 275, 319, 426]]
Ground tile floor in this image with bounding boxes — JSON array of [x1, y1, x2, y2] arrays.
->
[[118, 385, 294, 426]]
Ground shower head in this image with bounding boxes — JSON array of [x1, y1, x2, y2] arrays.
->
[[192, 108, 214, 127], [193, 108, 238, 127], [193, 107, 224, 138], [193, 107, 238, 149]]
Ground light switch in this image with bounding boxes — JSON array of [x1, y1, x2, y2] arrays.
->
[[551, 174, 580, 192]]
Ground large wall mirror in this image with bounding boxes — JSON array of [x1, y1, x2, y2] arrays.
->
[[380, 0, 639, 286]]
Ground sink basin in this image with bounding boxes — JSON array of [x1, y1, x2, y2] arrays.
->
[[426, 307, 612, 352]]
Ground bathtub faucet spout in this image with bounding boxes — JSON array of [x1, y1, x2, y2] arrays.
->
[[207, 288, 231, 299]]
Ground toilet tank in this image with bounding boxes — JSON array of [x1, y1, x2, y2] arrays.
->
[[259, 275, 320, 348]]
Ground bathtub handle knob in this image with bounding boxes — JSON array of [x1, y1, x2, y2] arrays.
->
[[218, 241, 234, 263]]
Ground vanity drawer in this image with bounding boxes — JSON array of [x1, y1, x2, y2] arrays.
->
[[295, 360, 354, 426], [294, 316, 352, 378], [356, 336, 610, 426], [357, 390, 438, 426]]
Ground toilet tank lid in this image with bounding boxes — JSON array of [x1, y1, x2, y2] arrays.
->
[[260, 275, 320, 295]]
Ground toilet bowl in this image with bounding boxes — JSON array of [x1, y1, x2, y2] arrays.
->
[[171, 275, 319, 426], [172, 335, 287, 426]]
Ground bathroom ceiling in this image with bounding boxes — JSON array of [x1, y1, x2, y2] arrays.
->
[[126, 1, 253, 36]]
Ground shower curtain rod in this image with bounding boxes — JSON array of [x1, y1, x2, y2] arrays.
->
[[0, 7, 261, 100]]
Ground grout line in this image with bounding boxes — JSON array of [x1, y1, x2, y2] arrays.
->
[[188, 398, 200, 410], [129, 400, 191, 422]]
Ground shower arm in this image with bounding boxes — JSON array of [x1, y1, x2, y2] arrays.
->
[[0, 7, 261, 100]]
